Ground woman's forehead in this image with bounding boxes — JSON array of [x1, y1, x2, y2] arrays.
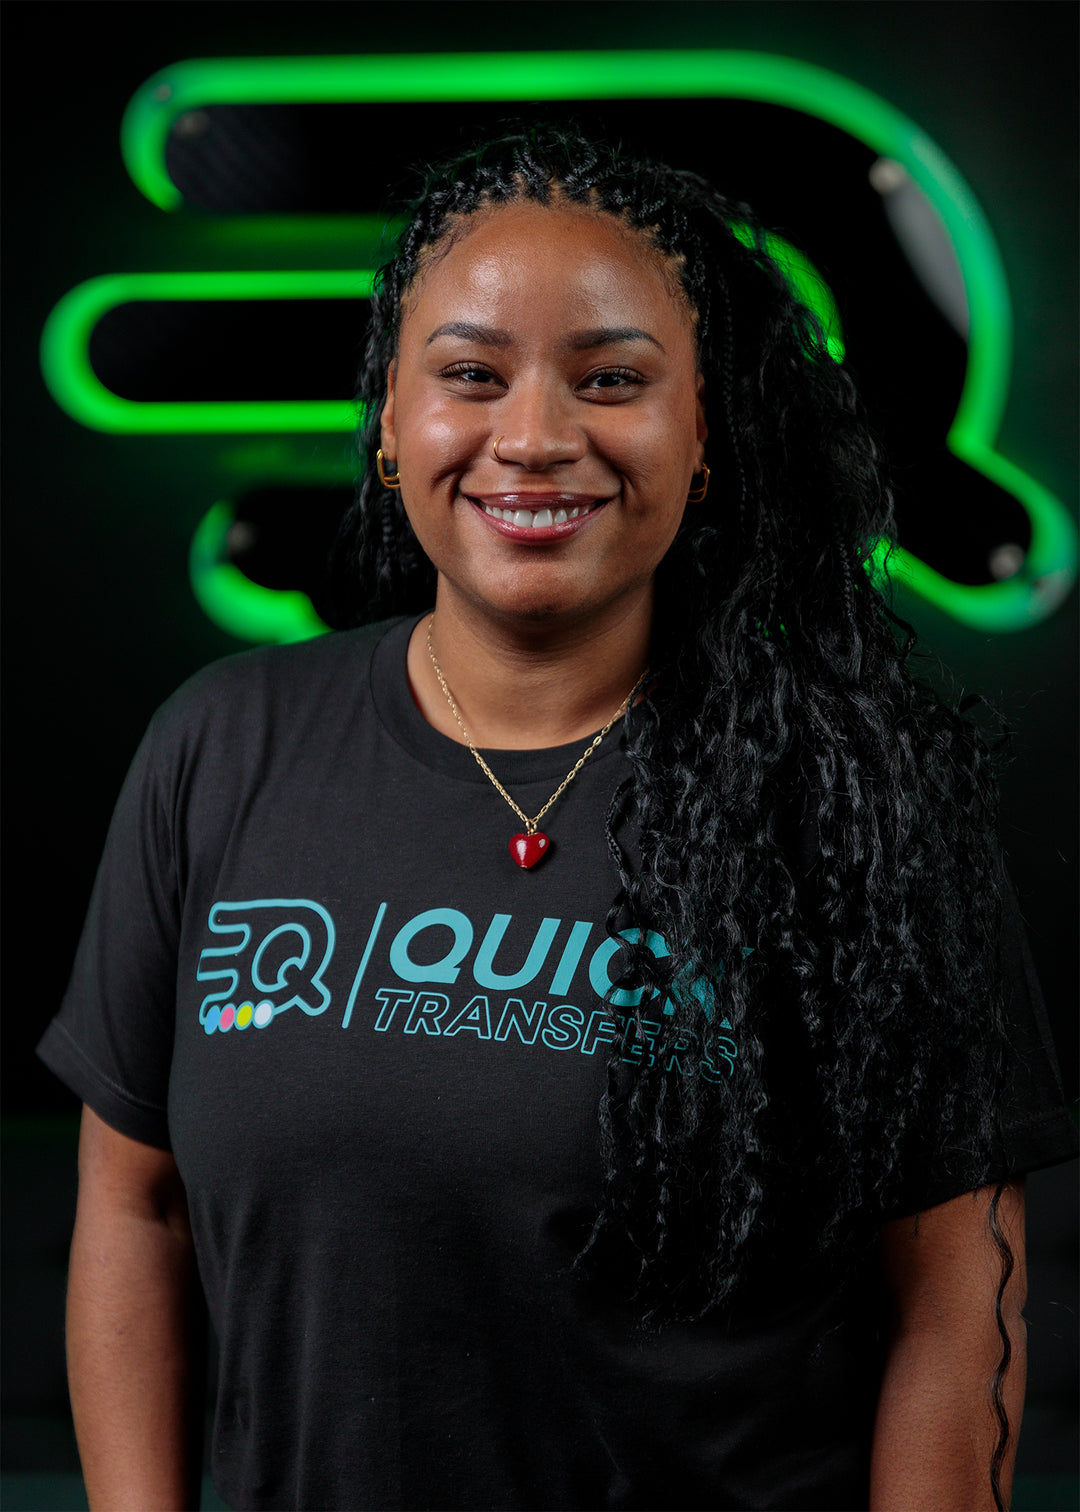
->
[[402, 199, 693, 327]]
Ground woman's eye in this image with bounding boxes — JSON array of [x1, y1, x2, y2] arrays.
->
[[580, 367, 644, 394], [440, 363, 499, 385]]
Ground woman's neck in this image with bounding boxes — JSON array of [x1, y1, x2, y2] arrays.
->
[[407, 587, 653, 750]]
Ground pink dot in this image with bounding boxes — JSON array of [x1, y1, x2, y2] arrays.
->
[[219, 1004, 236, 1031]]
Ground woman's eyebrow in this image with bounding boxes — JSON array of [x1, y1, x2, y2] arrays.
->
[[425, 321, 513, 347], [424, 321, 665, 351], [568, 326, 665, 352]]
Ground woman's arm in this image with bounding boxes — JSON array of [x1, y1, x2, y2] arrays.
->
[[66, 1104, 203, 1512], [870, 1180, 1027, 1512]]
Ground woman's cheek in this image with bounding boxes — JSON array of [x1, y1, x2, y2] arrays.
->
[[409, 407, 486, 474]]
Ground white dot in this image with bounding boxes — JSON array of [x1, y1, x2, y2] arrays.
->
[[174, 110, 209, 139], [869, 158, 907, 195], [988, 543, 1025, 580], [253, 1001, 274, 1028]]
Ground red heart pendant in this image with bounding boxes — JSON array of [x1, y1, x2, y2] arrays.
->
[[510, 832, 550, 869]]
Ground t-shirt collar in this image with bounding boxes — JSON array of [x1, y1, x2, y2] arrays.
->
[[369, 612, 629, 785]]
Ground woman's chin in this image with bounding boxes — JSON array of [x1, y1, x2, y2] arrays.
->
[[461, 591, 586, 627], [448, 577, 646, 634]]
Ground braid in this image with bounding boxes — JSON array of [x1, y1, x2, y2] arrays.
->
[[987, 1181, 1016, 1512], [717, 272, 749, 523]]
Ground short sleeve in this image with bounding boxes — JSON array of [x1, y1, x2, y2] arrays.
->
[[36, 712, 178, 1149], [992, 873, 1077, 1174], [888, 869, 1078, 1217]]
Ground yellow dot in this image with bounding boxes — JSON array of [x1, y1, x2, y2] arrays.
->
[[236, 1002, 254, 1029]]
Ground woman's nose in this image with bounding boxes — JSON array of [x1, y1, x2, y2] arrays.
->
[[490, 380, 585, 470]]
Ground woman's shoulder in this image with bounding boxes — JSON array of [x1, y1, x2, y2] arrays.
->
[[148, 616, 411, 749]]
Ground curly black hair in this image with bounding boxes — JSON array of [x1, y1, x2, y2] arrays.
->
[[332, 121, 1014, 1501]]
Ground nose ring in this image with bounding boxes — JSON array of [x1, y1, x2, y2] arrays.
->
[[492, 435, 504, 462]]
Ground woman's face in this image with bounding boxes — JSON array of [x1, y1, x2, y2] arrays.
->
[[380, 199, 706, 631]]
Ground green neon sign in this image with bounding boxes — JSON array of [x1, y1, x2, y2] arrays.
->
[[113, 49, 1076, 632], [34, 48, 1072, 639], [40, 269, 371, 434], [118, 51, 1006, 438], [191, 502, 330, 642]]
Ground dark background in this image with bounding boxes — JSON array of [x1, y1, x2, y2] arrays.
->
[[3, 2, 1076, 1506]]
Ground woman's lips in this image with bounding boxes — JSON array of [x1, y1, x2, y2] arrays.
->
[[466, 492, 610, 540]]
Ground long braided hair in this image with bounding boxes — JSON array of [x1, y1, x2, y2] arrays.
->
[[332, 120, 1010, 1384]]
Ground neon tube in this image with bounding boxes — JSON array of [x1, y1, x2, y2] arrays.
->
[[40, 269, 372, 434]]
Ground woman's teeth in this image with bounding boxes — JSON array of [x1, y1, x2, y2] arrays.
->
[[481, 504, 591, 527]]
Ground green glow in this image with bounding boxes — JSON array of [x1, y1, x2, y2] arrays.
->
[[190, 501, 330, 642], [40, 269, 371, 434], [206, 214, 405, 249], [765, 237, 846, 363], [869, 467, 1076, 632], [731, 225, 845, 361], [220, 440, 354, 481]]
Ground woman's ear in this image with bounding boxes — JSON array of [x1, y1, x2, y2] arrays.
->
[[379, 361, 397, 456]]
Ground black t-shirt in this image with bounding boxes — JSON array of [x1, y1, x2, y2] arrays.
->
[[38, 615, 1077, 1512]]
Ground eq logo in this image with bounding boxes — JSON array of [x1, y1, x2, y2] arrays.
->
[[197, 898, 336, 1033]]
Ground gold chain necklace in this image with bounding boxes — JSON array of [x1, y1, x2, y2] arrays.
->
[[425, 614, 646, 869]]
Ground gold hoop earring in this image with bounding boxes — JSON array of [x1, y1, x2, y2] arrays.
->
[[687, 463, 710, 504], [376, 449, 401, 489], [492, 436, 504, 462]]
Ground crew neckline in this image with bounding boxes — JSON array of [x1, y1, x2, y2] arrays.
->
[[369, 613, 631, 785]]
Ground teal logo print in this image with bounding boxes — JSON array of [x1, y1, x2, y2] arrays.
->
[[197, 898, 336, 1034]]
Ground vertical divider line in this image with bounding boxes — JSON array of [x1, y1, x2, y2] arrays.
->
[[341, 901, 389, 1028]]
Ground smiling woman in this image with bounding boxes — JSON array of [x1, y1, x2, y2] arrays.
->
[[382, 197, 706, 749], [38, 124, 1076, 1512]]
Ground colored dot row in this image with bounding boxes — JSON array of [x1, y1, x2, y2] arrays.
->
[[204, 1000, 274, 1034]]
